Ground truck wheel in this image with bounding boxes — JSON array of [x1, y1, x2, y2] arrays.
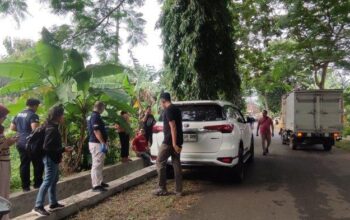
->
[[323, 144, 333, 151], [233, 147, 244, 183], [247, 136, 254, 164], [289, 136, 298, 150], [282, 136, 288, 145]]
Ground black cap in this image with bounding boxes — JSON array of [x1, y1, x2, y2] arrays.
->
[[26, 98, 41, 107], [160, 92, 171, 102]]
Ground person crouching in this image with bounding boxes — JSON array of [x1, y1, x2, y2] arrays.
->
[[132, 129, 151, 166]]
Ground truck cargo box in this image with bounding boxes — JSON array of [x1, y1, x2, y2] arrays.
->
[[280, 90, 343, 151]]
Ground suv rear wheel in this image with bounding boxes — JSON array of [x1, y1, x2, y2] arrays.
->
[[247, 136, 254, 164], [233, 145, 244, 183]]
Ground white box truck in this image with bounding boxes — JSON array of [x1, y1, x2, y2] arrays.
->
[[280, 90, 344, 151]]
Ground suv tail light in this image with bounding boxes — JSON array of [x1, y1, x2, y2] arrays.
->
[[203, 124, 234, 133], [218, 157, 234, 164], [153, 125, 163, 133]]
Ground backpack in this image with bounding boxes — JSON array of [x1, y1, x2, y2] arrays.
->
[[25, 125, 46, 159]]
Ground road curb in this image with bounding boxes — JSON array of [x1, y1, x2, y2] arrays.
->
[[13, 165, 157, 220], [10, 158, 145, 218]]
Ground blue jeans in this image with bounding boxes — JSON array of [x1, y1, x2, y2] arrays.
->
[[35, 156, 59, 208], [139, 152, 152, 166]]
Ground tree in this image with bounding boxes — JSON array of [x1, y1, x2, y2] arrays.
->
[[231, 0, 314, 112], [2, 37, 34, 57], [279, 0, 350, 89], [44, 0, 146, 62], [159, 0, 241, 104], [0, 0, 27, 24]]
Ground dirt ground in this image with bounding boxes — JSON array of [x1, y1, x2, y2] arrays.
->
[[70, 177, 203, 220]]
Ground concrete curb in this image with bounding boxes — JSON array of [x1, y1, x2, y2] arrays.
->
[[13, 165, 157, 220], [10, 158, 145, 218]]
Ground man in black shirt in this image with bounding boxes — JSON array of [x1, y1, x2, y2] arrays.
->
[[154, 93, 183, 196], [11, 98, 43, 192], [141, 106, 156, 145], [88, 101, 109, 193]]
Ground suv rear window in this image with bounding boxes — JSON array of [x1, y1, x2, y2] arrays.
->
[[175, 104, 225, 122]]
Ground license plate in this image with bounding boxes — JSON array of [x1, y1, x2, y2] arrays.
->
[[184, 133, 198, 142]]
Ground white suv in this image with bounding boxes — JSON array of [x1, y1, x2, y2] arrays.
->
[[150, 100, 254, 182]]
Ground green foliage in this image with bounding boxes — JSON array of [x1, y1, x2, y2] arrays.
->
[[160, 0, 241, 104], [0, 0, 27, 24], [10, 147, 23, 191], [0, 35, 134, 172], [232, 1, 315, 112], [278, 0, 350, 89], [43, 0, 146, 62]]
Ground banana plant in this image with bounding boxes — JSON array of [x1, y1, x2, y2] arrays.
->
[[0, 40, 135, 172]]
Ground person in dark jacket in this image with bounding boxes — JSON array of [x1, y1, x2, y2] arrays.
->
[[115, 111, 131, 163], [141, 106, 156, 145], [10, 98, 43, 192], [33, 106, 73, 217]]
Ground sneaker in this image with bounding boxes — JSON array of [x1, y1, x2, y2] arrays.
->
[[175, 191, 184, 197], [153, 188, 169, 196], [92, 186, 108, 192], [101, 182, 109, 188], [23, 187, 31, 192], [49, 203, 65, 211], [32, 207, 50, 216]]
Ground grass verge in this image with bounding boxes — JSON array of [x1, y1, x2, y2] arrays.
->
[[70, 178, 202, 220], [335, 140, 350, 151]]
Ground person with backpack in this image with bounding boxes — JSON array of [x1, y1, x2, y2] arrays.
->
[[0, 105, 17, 220], [88, 101, 109, 193], [10, 98, 43, 192], [32, 105, 73, 217]]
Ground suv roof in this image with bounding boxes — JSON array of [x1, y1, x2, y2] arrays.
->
[[173, 100, 236, 108]]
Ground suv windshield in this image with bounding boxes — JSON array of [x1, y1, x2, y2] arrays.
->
[[162, 104, 225, 122]]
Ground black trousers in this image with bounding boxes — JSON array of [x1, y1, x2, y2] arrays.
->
[[119, 132, 130, 158], [144, 129, 153, 145], [17, 145, 44, 189]]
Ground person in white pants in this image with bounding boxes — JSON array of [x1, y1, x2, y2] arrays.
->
[[88, 102, 109, 193]]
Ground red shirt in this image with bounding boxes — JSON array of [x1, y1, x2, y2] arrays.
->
[[132, 135, 148, 152], [258, 116, 273, 135]]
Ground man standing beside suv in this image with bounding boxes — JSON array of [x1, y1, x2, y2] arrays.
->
[[154, 92, 183, 196], [11, 98, 43, 192]]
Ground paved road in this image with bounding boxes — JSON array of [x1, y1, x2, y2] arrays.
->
[[168, 135, 350, 220]]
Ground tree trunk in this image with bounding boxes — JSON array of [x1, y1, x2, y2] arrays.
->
[[115, 11, 120, 63], [262, 94, 269, 112], [314, 62, 329, 90], [73, 116, 87, 172], [319, 62, 329, 90]]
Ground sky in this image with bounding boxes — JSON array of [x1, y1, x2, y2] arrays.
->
[[0, 0, 164, 70]]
